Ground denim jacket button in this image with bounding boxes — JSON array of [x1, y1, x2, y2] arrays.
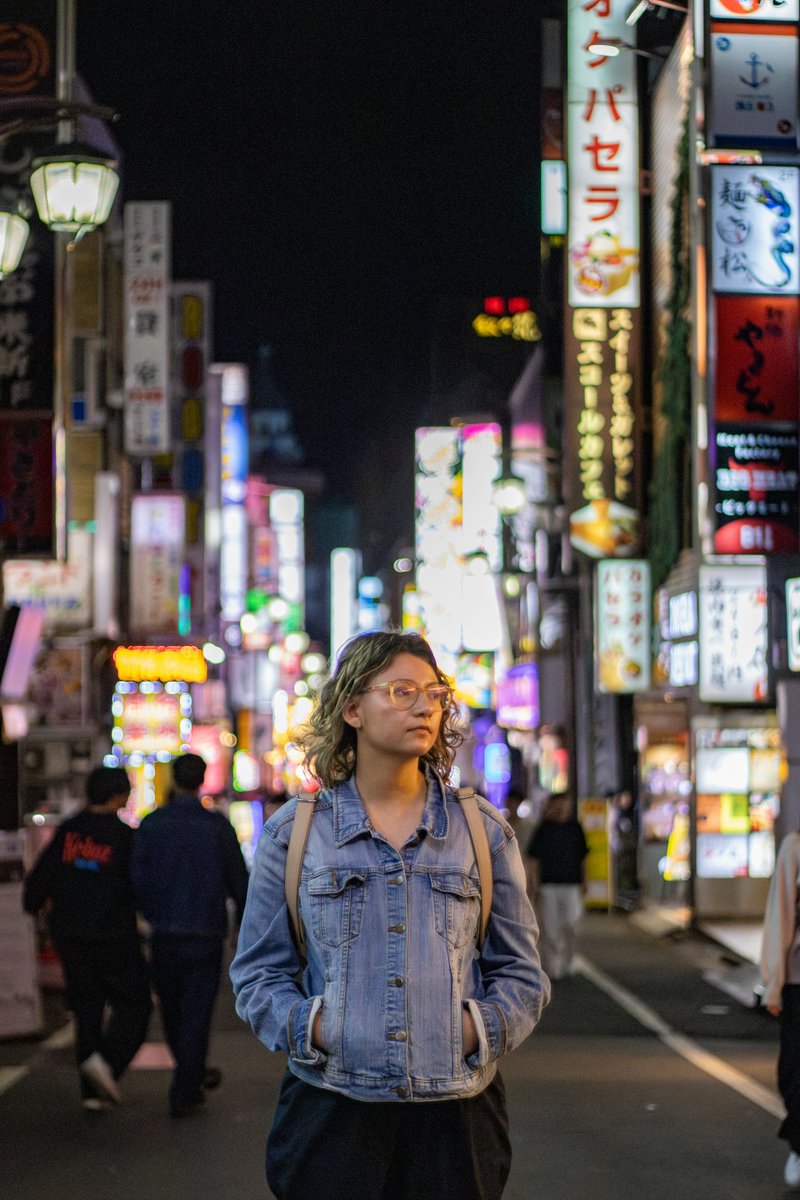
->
[[394, 1086, 408, 1097], [388, 877, 404, 886], [389, 923, 405, 933], [390, 976, 404, 987], [389, 1030, 407, 1041]]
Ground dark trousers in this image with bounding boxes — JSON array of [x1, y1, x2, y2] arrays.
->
[[149, 934, 223, 1107], [266, 1069, 512, 1200], [55, 936, 152, 1098], [779, 984, 800, 1153]]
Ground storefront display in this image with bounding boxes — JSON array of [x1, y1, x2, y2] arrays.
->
[[694, 722, 782, 915]]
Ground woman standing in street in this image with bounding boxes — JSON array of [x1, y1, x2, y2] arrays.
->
[[760, 828, 800, 1190], [231, 630, 549, 1200]]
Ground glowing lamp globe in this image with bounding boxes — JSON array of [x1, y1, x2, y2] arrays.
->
[[30, 144, 119, 234], [492, 473, 527, 517], [0, 211, 30, 278]]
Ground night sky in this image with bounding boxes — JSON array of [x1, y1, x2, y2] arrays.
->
[[76, 2, 557, 562]]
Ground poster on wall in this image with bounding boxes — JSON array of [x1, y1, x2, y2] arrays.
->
[[711, 166, 800, 295], [698, 563, 768, 702], [714, 295, 800, 422], [710, 0, 800, 19], [713, 425, 800, 553], [709, 24, 799, 148]]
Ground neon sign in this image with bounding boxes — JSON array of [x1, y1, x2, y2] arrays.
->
[[113, 644, 208, 684]]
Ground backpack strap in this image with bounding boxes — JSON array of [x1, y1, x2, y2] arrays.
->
[[285, 792, 317, 957], [457, 787, 493, 948]]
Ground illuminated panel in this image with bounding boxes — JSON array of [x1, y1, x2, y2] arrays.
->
[[698, 563, 768, 702], [124, 202, 171, 455], [220, 377, 249, 625], [461, 423, 502, 571], [710, 166, 800, 295], [330, 547, 360, 661], [710, 0, 799, 21], [270, 488, 305, 614], [567, 0, 639, 309], [414, 427, 463, 658], [113, 644, 207, 684], [112, 687, 189, 758], [595, 559, 651, 693], [130, 493, 186, 636], [541, 161, 567, 236]]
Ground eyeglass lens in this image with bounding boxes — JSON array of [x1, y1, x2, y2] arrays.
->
[[389, 682, 450, 709]]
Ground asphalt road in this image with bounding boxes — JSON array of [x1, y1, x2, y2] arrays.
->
[[0, 913, 787, 1200]]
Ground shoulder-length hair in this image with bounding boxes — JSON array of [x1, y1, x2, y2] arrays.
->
[[298, 631, 463, 789]]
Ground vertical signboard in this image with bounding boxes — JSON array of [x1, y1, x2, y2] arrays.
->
[[129, 493, 185, 636], [710, 166, 800, 295], [124, 202, 172, 455], [698, 563, 768, 702], [414, 426, 463, 660], [714, 295, 799, 422], [710, 167, 800, 556], [709, 23, 799, 148], [218, 364, 249, 627], [596, 559, 651, 693], [567, 0, 640, 309], [566, 0, 642, 559]]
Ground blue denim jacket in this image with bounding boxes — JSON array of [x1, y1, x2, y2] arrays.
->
[[230, 771, 550, 1102]]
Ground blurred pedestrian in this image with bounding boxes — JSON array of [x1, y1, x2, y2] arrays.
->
[[231, 630, 549, 1200], [527, 793, 588, 981], [760, 829, 800, 1190], [608, 788, 639, 911], [132, 752, 249, 1118], [23, 766, 151, 1111]]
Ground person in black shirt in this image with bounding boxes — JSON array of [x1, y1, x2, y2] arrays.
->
[[527, 794, 588, 981], [23, 766, 151, 1110]]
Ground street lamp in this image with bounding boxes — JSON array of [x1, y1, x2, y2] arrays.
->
[[30, 142, 119, 237], [626, 0, 688, 26], [588, 37, 668, 61]]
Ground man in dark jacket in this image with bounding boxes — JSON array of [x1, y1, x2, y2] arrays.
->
[[23, 766, 152, 1110], [132, 752, 249, 1117]]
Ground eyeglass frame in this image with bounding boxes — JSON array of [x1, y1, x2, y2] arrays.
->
[[359, 679, 453, 710]]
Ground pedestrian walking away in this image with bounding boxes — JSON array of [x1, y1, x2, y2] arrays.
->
[[231, 630, 550, 1200], [132, 752, 250, 1118], [22, 766, 152, 1111], [527, 792, 588, 981], [760, 828, 800, 1190]]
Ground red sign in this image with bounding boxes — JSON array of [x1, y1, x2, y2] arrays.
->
[[0, 413, 53, 554], [715, 295, 800, 423]]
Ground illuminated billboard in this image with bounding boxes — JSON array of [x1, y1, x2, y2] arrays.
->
[[698, 563, 768, 702], [567, 0, 640, 308], [711, 166, 800, 295]]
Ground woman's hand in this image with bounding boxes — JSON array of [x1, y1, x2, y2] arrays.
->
[[311, 1007, 326, 1051], [462, 1007, 479, 1057]]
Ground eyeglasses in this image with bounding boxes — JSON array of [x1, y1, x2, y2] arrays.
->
[[360, 679, 453, 710]]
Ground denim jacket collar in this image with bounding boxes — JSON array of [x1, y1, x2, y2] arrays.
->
[[332, 768, 450, 847]]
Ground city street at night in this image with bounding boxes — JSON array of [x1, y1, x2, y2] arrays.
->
[[0, 914, 785, 1200]]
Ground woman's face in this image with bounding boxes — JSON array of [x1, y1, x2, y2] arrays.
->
[[343, 651, 445, 762]]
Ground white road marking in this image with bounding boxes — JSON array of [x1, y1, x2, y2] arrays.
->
[[575, 953, 785, 1119], [0, 1066, 29, 1096], [43, 1022, 74, 1050]]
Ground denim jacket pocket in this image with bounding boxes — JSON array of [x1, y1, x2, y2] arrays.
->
[[305, 868, 367, 948], [430, 870, 481, 949]]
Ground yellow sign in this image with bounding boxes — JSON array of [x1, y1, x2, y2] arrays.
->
[[113, 645, 208, 684]]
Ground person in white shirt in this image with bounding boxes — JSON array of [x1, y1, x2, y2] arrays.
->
[[760, 831, 800, 1190]]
